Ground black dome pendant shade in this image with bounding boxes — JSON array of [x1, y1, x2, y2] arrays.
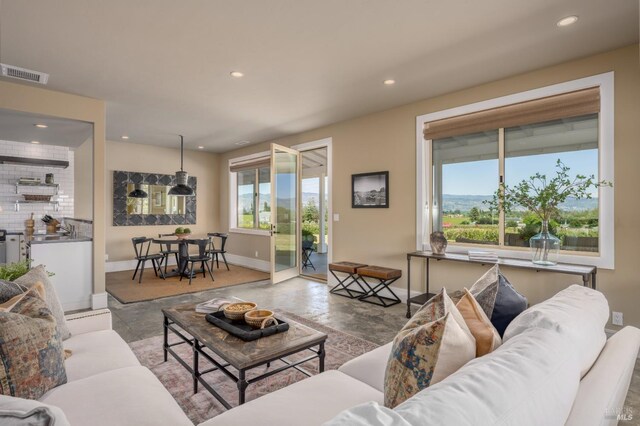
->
[[168, 135, 195, 196], [128, 184, 148, 198]]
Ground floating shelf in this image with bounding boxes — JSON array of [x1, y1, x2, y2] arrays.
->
[[15, 200, 60, 212]]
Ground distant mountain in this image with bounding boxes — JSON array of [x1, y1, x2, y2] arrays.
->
[[442, 194, 598, 213], [239, 192, 323, 207]]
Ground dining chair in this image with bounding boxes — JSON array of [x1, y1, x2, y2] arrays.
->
[[301, 239, 316, 271], [180, 238, 214, 285], [207, 233, 230, 270], [157, 233, 180, 275], [131, 237, 165, 284]]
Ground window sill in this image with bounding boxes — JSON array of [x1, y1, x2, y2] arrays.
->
[[423, 243, 612, 270], [229, 228, 270, 237]]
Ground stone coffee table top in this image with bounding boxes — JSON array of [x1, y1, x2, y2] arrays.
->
[[162, 303, 328, 370]]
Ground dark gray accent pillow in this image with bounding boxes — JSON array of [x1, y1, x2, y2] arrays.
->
[[491, 274, 528, 336], [0, 280, 28, 304], [14, 266, 71, 340]]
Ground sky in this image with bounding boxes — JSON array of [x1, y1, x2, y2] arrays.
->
[[442, 149, 599, 196]]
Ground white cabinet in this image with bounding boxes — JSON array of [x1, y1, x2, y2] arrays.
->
[[30, 241, 93, 312]]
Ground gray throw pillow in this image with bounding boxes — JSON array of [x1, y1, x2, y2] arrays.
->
[[0, 280, 28, 304], [0, 395, 70, 426], [14, 266, 71, 340]]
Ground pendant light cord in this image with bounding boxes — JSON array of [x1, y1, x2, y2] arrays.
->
[[179, 134, 184, 172]]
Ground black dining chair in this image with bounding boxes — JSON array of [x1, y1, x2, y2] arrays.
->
[[301, 239, 316, 271], [207, 233, 230, 270], [157, 233, 180, 275], [131, 237, 165, 283], [180, 238, 215, 285]]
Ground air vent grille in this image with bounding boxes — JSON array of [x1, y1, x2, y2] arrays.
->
[[1, 63, 49, 84]]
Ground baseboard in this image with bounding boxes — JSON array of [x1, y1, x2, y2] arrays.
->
[[105, 254, 269, 274], [91, 292, 108, 309], [105, 257, 178, 273], [224, 253, 270, 272]]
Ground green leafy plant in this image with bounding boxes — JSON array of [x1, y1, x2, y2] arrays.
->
[[175, 227, 185, 234], [0, 261, 31, 281], [484, 160, 612, 223], [183, 228, 192, 234]]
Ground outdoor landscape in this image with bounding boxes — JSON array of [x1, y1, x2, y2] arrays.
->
[[440, 194, 599, 251]]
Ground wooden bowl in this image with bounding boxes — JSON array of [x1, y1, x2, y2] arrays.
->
[[244, 309, 278, 329], [223, 302, 257, 321]]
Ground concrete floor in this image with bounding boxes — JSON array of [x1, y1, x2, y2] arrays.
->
[[109, 276, 640, 422]]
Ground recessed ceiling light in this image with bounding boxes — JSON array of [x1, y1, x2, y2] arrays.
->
[[235, 140, 250, 146], [34, 124, 48, 128], [197, 146, 204, 150], [557, 15, 578, 27], [121, 135, 129, 140], [30, 141, 40, 144], [383, 79, 396, 85], [230, 71, 244, 78]]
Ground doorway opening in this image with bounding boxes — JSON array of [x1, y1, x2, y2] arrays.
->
[[300, 147, 328, 281]]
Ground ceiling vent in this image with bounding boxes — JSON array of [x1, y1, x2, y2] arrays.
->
[[0, 63, 49, 85]]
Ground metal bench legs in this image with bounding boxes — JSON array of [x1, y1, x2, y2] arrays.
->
[[358, 276, 401, 307]]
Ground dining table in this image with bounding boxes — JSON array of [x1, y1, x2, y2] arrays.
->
[[152, 235, 210, 278]]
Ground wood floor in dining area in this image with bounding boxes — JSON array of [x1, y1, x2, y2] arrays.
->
[[106, 264, 270, 304]]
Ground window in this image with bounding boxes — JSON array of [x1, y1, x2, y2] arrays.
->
[[417, 73, 614, 268], [235, 166, 271, 230], [229, 154, 272, 232]]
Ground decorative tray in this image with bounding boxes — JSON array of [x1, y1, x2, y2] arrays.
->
[[205, 311, 289, 342]]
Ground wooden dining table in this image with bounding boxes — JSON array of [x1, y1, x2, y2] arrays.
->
[[152, 235, 210, 278]]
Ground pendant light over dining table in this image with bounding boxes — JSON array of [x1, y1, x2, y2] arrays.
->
[[168, 135, 195, 196]]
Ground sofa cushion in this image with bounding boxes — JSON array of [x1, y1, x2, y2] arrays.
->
[[0, 279, 29, 303], [503, 284, 608, 377], [0, 285, 67, 400], [39, 366, 192, 426], [15, 265, 71, 340], [0, 394, 70, 426], [200, 370, 383, 426], [469, 265, 527, 336], [383, 289, 475, 408], [339, 342, 392, 393], [456, 289, 501, 357], [63, 330, 141, 382]]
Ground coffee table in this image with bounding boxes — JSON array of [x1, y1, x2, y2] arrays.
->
[[162, 304, 327, 409]]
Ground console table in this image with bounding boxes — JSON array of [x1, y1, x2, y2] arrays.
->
[[405, 251, 597, 318]]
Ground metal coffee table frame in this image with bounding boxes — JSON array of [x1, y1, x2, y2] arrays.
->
[[163, 315, 326, 409]]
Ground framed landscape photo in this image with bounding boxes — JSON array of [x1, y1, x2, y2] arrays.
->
[[352, 171, 389, 208]]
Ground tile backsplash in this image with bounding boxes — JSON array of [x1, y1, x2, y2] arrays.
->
[[0, 140, 75, 232]]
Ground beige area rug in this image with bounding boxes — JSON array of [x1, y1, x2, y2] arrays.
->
[[106, 264, 270, 304], [129, 311, 379, 424]]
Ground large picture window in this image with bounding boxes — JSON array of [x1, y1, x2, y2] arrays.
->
[[417, 73, 614, 268], [236, 166, 271, 230]]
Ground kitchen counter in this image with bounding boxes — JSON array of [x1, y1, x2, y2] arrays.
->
[[27, 235, 93, 244]]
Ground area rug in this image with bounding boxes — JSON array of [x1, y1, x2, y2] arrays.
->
[[106, 264, 270, 304], [129, 311, 379, 425]]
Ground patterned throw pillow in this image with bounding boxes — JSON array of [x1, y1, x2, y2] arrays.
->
[[469, 265, 528, 337], [14, 265, 71, 340], [456, 289, 501, 357], [0, 279, 28, 304], [0, 285, 67, 400], [383, 288, 476, 408]]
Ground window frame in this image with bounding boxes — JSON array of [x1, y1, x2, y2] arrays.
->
[[229, 151, 271, 236], [415, 72, 614, 269]]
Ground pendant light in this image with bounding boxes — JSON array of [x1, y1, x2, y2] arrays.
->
[[127, 184, 148, 198], [168, 135, 195, 196]]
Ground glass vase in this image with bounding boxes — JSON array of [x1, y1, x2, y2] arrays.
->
[[529, 220, 560, 266]]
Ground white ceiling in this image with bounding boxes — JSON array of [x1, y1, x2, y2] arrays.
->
[[0, 108, 93, 148], [0, 0, 637, 153]]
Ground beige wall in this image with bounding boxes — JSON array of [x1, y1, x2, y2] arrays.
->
[[0, 80, 107, 300], [105, 140, 220, 262], [73, 137, 93, 220], [219, 44, 640, 328]]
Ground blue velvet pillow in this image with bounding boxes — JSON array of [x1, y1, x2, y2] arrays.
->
[[469, 265, 527, 336]]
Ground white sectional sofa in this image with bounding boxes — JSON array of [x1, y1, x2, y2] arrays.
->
[[3, 285, 638, 426]]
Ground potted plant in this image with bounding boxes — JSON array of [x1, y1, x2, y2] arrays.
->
[[485, 160, 611, 265], [175, 227, 191, 240]]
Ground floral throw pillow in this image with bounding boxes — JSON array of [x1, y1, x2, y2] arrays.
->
[[0, 285, 67, 399], [383, 288, 476, 408]]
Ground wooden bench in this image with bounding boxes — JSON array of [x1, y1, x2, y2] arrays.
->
[[328, 261, 369, 299], [356, 266, 402, 308]]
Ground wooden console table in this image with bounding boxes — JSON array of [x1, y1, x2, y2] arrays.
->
[[406, 251, 597, 318]]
